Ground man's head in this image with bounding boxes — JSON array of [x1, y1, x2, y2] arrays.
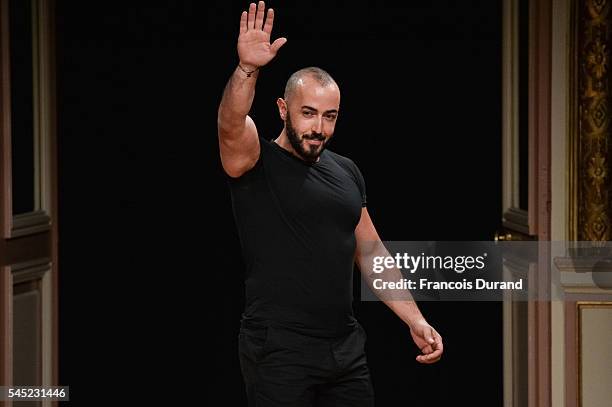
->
[[277, 67, 340, 163]]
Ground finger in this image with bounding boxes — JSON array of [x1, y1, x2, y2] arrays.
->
[[416, 347, 442, 364], [434, 332, 444, 353], [416, 354, 434, 364], [420, 345, 433, 354], [255, 1, 265, 30], [263, 8, 274, 34], [427, 327, 435, 344], [270, 37, 287, 54], [427, 347, 443, 362], [240, 11, 247, 34], [248, 3, 256, 30]]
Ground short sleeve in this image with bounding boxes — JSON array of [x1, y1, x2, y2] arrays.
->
[[352, 162, 367, 207], [338, 157, 366, 208], [332, 153, 367, 208]]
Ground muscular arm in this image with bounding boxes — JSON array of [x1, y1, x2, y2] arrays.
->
[[354, 208, 443, 363], [217, 68, 260, 178], [217, 1, 286, 178]]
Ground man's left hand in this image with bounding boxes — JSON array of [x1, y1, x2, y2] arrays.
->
[[409, 319, 443, 364]]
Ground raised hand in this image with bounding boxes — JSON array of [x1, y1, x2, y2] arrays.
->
[[238, 1, 287, 70]]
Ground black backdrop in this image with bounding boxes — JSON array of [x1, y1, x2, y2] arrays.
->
[[56, 1, 502, 405]]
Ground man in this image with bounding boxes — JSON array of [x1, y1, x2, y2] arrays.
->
[[218, 2, 443, 405]]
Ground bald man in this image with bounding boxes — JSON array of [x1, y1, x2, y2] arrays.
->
[[217, 2, 443, 406]]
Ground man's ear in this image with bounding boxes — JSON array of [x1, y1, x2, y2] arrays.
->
[[276, 98, 287, 121]]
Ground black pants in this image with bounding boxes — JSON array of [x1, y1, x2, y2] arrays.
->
[[238, 319, 375, 407]]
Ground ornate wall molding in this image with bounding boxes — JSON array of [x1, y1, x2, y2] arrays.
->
[[573, 0, 612, 240]]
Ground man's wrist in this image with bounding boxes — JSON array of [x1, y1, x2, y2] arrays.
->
[[404, 314, 426, 330], [385, 300, 425, 329], [238, 63, 259, 77]]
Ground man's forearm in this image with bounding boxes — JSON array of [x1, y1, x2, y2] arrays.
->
[[356, 244, 425, 329], [362, 265, 425, 328], [383, 298, 424, 327], [217, 66, 259, 137]]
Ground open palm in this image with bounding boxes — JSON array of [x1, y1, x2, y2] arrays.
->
[[238, 1, 287, 69]]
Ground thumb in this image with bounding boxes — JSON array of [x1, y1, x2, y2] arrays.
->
[[271, 37, 287, 54]]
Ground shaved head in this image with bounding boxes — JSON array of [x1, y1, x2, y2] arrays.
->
[[275, 67, 340, 163], [284, 67, 338, 101]]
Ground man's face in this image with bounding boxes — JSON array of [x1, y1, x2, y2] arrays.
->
[[282, 77, 340, 163]]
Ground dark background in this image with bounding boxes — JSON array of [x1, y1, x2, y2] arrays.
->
[[56, 1, 502, 405]]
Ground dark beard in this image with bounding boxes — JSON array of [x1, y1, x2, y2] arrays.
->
[[286, 112, 329, 163]]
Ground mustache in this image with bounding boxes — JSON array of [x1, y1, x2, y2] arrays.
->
[[302, 133, 325, 142]]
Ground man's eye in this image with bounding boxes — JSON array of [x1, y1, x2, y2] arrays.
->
[[303, 111, 313, 116], [325, 115, 337, 120]]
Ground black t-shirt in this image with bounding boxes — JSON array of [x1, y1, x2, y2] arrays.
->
[[227, 137, 367, 337]]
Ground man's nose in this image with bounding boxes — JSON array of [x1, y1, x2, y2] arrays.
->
[[312, 116, 323, 134]]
